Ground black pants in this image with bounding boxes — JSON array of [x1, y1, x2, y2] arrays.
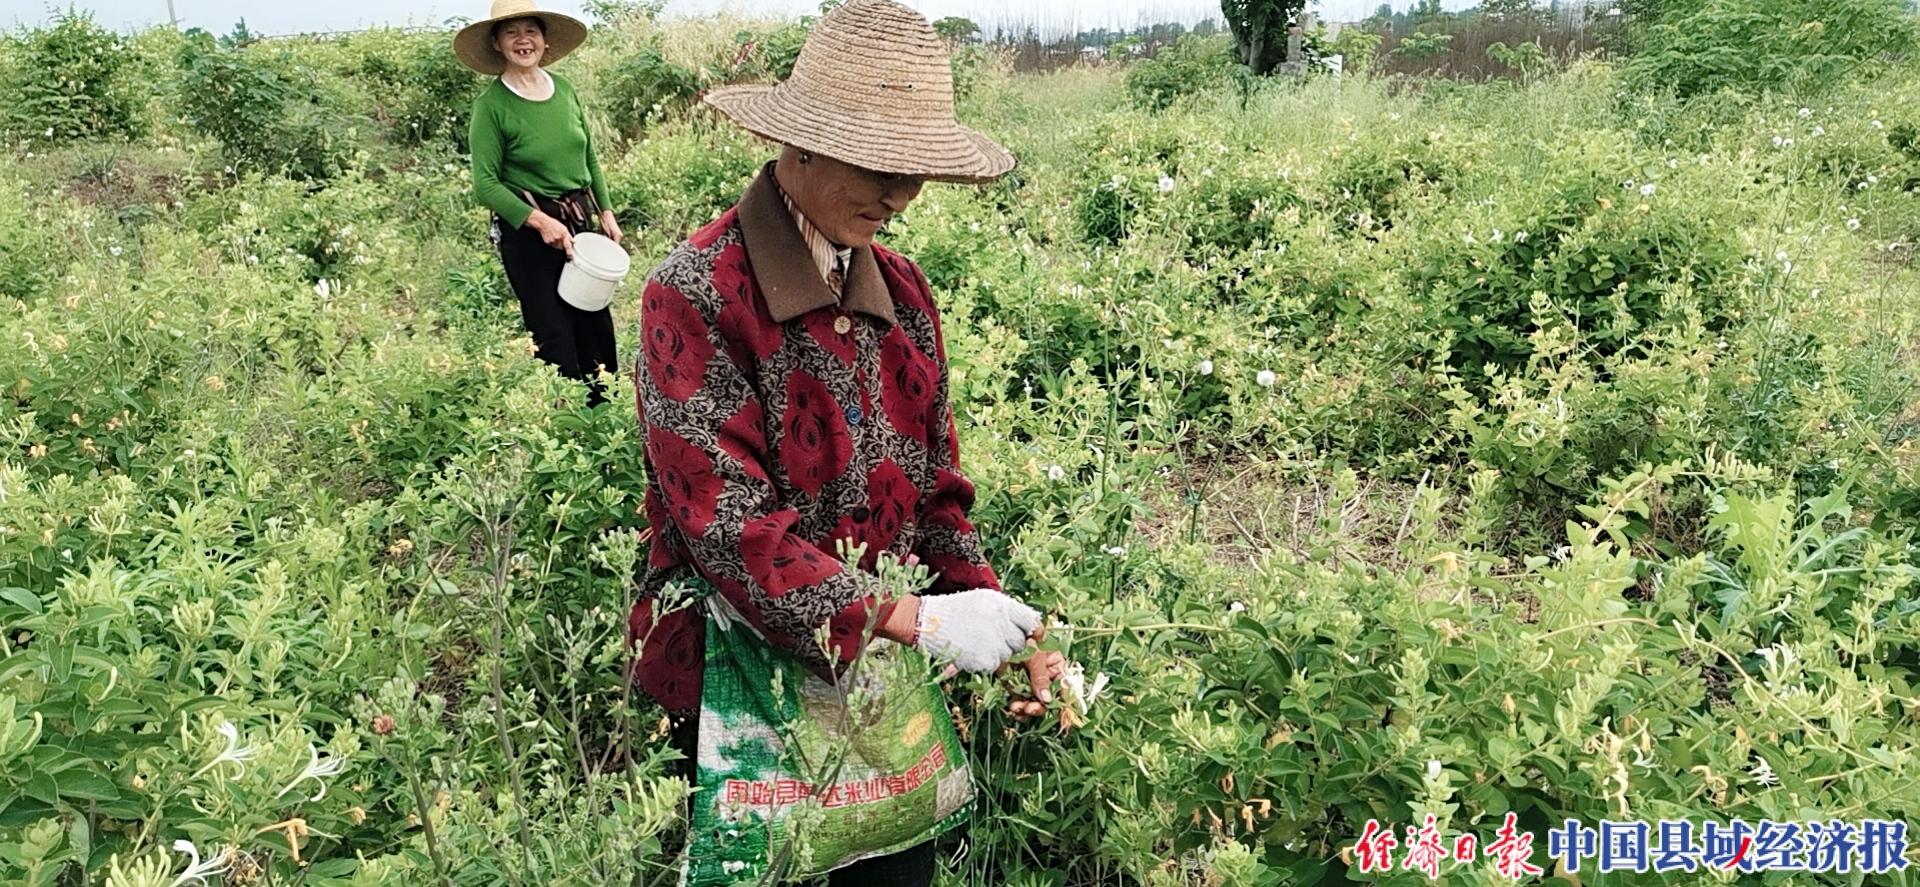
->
[[495, 201, 617, 405], [670, 717, 936, 886]]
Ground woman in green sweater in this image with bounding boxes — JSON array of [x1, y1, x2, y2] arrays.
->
[[457, 0, 621, 404]]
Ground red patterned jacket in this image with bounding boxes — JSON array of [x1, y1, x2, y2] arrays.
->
[[628, 163, 1001, 721]]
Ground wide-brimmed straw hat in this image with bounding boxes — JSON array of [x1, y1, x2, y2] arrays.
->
[[454, 0, 589, 75], [703, 0, 1014, 184]]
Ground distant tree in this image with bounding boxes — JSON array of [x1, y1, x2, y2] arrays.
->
[[1221, 0, 1306, 74], [1193, 18, 1222, 36], [932, 16, 980, 43], [1410, 0, 1448, 24], [1479, 0, 1549, 23], [1373, 2, 1394, 19]]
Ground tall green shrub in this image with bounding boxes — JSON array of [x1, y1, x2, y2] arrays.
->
[[4, 9, 143, 141], [174, 32, 356, 181], [1625, 0, 1918, 98]]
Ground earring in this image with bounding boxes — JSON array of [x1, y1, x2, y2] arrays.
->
[[798, 151, 813, 164]]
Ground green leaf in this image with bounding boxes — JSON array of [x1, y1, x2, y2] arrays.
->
[[21, 772, 56, 806], [309, 858, 358, 876], [56, 770, 119, 803], [0, 588, 41, 615]]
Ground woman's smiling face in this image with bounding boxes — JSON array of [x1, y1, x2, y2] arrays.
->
[[492, 17, 547, 70]]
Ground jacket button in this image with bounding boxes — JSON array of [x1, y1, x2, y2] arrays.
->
[[844, 404, 863, 425], [851, 506, 871, 522], [833, 315, 852, 335]]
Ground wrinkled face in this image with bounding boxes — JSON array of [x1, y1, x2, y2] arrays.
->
[[492, 17, 547, 70], [775, 145, 926, 248]]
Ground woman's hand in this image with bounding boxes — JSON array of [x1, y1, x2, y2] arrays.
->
[[910, 589, 1041, 675], [599, 209, 623, 244], [526, 209, 574, 258], [1007, 625, 1064, 721]]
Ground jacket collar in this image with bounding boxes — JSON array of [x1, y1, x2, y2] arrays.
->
[[739, 162, 897, 326]]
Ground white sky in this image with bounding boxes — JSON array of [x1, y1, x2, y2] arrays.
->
[[3, 0, 1475, 37]]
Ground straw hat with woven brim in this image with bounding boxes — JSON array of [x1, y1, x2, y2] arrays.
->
[[454, 0, 589, 75], [703, 0, 1014, 184]]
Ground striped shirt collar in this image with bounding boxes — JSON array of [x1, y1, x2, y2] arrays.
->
[[778, 190, 853, 294]]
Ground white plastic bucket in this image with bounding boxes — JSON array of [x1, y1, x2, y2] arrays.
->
[[558, 232, 631, 312]]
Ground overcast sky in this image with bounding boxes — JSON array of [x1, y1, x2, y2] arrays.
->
[[4, 0, 1475, 37]]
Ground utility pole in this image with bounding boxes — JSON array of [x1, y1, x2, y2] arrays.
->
[[167, 0, 178, 27]]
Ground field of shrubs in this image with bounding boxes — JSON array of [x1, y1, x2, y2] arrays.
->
[[4, 1, 1920, 884]]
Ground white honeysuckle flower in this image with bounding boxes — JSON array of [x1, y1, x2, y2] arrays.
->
[[1797, 107, 1812, 118], [1198, 358, 1214, 376], [170, 839, 233, 885], [1748, 755, 1779, 787], [1256, 370, 1277, 387], [1872, 119, 1885, 129], [1058, 662, 1111, 716], [1427, 759, 1443, 779], [275, 744, 347, 801], [1639, 183, 1656, 196], [314, 279, 331, 298], [1158, 175, 1176, 193], [1812, 125, 1825, 137], [1775, 250, 1790, 261], [1514, 230, 1528, 243], [1104, 545, 1127, 557], [1491, 229, 1503, 242], [191, 722, 259, 780], [1228, 601, 1246, 613], [1847, 218, 1862, 231], [1046, 464, 1066, 481]]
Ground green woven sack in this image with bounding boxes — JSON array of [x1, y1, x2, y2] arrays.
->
[[683, 593, 973, 886]]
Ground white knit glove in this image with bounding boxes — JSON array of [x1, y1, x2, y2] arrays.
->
[[913, 589, 1042, 674]]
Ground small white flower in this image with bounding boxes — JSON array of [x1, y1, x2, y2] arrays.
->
[[1389, 112, 1402, 121], [1490, 229, 1504, 242], [1058, 662, 1110, 715], [1872, 119, 1885, 129], [43, 127, 53, 137], [1513, 230, 1529, 243], [1104, 545, 1127, 557], [1812, 125, 1825, 137], [191, 722, 259, 780], [1197, 358, 1214, 376], [1781, 260, 1793, 274], [1783, 137, 1795, 147], [1847, 218, 1861, 230], [1775, 250, 1790, 262], [1748, 754, 1779, 787], [1797, 107, 1812, 119], [60, 548, 73, 561], [1228, 601, 1245, 613], [1867, 174, 1879, 184], [722, 861, 748, 875], [314, 279, 331, 298], [1427, 759, 1443, 780], [1046, 464, 1066, 481], [1256, 369, 1277, 387], [170, 839, 233, 885], [1622, 179, 1635, 190], [1157, 175, 1176, 193], [109, 245, 123, 257], [1639, 183, 1656, 197], [275, 744, 347, 801]]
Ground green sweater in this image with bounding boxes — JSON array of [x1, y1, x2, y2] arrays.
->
[[468, 72, 611, 229]]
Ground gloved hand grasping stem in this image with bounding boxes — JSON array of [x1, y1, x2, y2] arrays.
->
[[907, 589, 1042, 674]]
